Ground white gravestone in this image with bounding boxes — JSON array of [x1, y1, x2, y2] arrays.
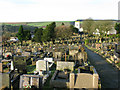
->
[[44, 58, 54, 68], [36, 60, 49, 72]]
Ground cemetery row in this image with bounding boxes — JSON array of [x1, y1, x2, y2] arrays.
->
[[0, 43, 101, 89], [86, 42, 120, 70]]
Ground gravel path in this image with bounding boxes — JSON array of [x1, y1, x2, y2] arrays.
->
[[85, 47, 120, 89]]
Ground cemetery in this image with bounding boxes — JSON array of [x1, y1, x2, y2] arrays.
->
[[0, 20, 120, 89], [0, 41, 101, 89]]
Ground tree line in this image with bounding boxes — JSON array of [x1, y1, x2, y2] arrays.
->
[[82, 19, 116, 37], [16, 22, 78, 44]]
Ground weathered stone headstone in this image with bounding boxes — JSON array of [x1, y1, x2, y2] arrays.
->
[[69, 49, 78, 57], [0, 63, 2, 72], [54, 52, 62, 59], [44, 58, 53, 63], [36, 60, 49, 72], [77, 52, 87, 65], [22, 52, 31, 58], [20, 74, 42, 89], [56, 61, 74, 71], [0, 73, 10, 89]]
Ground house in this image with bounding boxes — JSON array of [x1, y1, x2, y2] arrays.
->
[[74, 21, 83, 32]]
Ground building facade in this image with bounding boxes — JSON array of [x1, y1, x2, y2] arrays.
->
[[74, 21, 83, 32]]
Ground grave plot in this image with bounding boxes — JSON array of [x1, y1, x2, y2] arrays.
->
[[35, 60, 52, 85], [0, 66, 21, 89], [69, 66, 99, 89], [19, 74, 42, 89], [50, 61, 74, 88], [50, 61, 100, 89]]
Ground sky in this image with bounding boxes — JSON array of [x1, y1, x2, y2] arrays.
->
[[0, 0, 119, 22]]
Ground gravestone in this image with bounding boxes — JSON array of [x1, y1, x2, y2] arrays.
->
[[96, 43, 101, 49], [69, 49, 78, 57], [44, 58, 53, 63], [77, 52, 87, 65], [13, 56, 27, 72], [36, 60, 49, 72], [19, 74, 42, 89], [0, 63, 2, 72], [0, 73, 10, 89], [44, 58, 54, 68], [22, 52, 31, 58], [31, 57, 36, 65], [54, 52, 62, 59], [56, 61, 74, 71], [17, 49, 22, 53]]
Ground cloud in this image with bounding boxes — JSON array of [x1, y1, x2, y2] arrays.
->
[[0, 0, 119, 22]]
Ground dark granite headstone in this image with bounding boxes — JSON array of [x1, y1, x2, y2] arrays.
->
[[13, 56, 27, 72]]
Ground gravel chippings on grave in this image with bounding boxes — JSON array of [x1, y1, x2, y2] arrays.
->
[[85, 47, 120, 89]]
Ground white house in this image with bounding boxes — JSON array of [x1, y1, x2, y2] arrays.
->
[[74, 21, 83, 32]]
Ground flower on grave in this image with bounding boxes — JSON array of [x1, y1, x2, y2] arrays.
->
[[23, 84, 31, 88]]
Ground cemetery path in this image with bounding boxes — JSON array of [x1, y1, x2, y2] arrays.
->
[[85, 47, 120, 89]]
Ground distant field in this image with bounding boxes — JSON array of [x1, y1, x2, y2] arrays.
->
[[2, 21, 74, 28], [27, 21, 74, 27]]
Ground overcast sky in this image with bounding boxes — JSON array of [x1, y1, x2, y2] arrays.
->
[[0, 0, 119, 22]]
